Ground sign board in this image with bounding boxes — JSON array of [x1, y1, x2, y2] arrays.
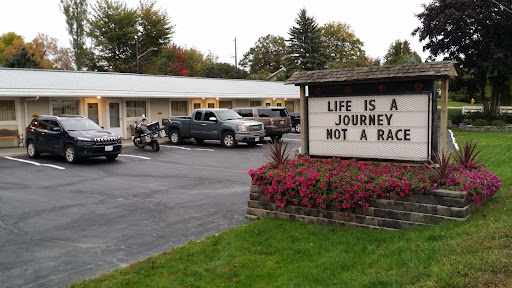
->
[[307, 81, 436, 162]]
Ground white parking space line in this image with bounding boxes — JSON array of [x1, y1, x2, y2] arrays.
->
[[4, 157, 66, 170], [41, 164, 66, 170], [194, 148, 215, 152], [118, 154, 151, 160], [282, 138, 301, 142], [160, 145, 192, 150]]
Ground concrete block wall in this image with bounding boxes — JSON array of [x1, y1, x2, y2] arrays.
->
[[246, 185, 475, 230]]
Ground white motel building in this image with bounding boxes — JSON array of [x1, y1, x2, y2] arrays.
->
[[0, 68, 299, 147]]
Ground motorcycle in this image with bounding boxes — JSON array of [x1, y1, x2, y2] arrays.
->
[[132, 115, 165, 151]]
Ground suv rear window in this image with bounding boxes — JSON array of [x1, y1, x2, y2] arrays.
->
[[257, 108, 288, 117], [237, 109, 253, 117]]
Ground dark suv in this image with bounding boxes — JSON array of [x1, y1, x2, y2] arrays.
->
[[25, 115, 122, 163], [232, 106, 292, 140]]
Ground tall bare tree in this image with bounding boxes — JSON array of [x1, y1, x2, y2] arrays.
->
[[60, 0, 89, 70]]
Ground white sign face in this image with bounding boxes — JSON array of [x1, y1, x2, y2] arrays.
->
[[308, 94, 432, 161]]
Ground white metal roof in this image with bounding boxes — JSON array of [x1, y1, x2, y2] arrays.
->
[[0, 68, 298, 99]]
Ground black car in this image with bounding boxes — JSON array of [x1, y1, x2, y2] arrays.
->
[[25, 115, 122, 163], [289, 112, 301, 133]]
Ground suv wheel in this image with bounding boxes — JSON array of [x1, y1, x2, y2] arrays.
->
[[221, 131, 237, 148], [64, 144, 79, 164], [294, 123, 301, 133], [169, 130, 182, 145], [27, 141, 40, 158]]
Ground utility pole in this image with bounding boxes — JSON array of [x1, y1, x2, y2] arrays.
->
[[234, 38, 237, 69]]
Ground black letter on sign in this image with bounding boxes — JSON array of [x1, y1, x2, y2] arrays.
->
[[327, 129, 333, 139], [360, 129, 367, 140], [369, 99, 376, 111], [390, 99, 398, 111], [377, 129, 385, 140], [404, 129, 411, 141]]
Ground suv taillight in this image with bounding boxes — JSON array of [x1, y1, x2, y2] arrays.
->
[[269, 118, 274, 126]]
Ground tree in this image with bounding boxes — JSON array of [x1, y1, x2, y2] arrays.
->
[[60, 0, 89, 70], [0, 32, 24, 65], [4, 46, 40, 69], [201, 54, 248, 79], [285, 8, 327, 77], [413, 0, 512, 117], [321, 21, 368, 68], [30, 33, 74, 70], [137, 0, 174, 53], [383, 40, 421, 65], [89, 0, 139, 72], [183, 48, 205, 77], [240, 34, 287, 76], [88, 0, 173, 73]]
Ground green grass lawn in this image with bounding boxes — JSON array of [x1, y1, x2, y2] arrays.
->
[[437, 98, 480, 107], [70, 130, 512, 288]]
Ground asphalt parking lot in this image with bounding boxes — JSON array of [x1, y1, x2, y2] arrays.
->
[[0, 134, 302, 288]]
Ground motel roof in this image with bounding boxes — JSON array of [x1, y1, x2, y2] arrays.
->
[[0, 68, 298, 99], [285, 61, 459, 86]]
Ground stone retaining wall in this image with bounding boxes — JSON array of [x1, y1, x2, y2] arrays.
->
[[458, 124, 512, 131], [246, 185, 474, 230]]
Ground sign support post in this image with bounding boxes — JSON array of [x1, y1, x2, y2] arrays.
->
[[300, 85, 309, 156], [440, 78, 449, 155]]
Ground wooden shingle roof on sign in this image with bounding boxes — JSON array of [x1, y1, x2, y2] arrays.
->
[[285, 61, 458, 86]]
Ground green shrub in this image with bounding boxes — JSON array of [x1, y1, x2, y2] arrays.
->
[[491, 120, 507, 126], [448, 109, 464, 125], [472, 119, 489, 126]]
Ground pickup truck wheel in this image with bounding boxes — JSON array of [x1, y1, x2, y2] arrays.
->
[[294, 123, 301, 133], [221, 131, 237, 148], [169, 130, 182, 145]]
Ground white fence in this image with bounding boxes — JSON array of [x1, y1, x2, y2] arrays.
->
[[462, 106, 512, 114]]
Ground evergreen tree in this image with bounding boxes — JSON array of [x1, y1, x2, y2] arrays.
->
[[285, 9, 327, 77], [383, 40, 421, 65], [4, 46, 41, 69]]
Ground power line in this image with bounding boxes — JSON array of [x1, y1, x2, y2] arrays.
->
[[492, 0, 512, 14]]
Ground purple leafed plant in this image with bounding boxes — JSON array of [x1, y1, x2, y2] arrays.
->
[[265, 139, 291, 165], [429, 152, 455, 184], [453, 141, 482, 169]]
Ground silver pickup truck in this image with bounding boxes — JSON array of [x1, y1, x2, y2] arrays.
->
[[162, 109, 265, 148]]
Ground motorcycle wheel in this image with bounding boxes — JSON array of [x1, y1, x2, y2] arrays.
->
[[151, 140, 160, 152], [133, 137, 145, 148]]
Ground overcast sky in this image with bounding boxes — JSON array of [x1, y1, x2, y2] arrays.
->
[[1, 0, 436, 66]]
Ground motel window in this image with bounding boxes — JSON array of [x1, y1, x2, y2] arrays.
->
[[250, 100, 261, 107], [171, 101, 188, 116], [219, 101, 232, 109], [265, 102, 271, 106], [276, 103, 282, 107], [208, 103, 215, 108], [126, 100, 146, 117], [193, 103, 201, 109], [0, 100, 16, 121], [52, 100, 79, 116], [285, 101, 295, 113]]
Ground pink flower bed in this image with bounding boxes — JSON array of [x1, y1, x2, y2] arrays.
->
[[248, 157, 501, 215]]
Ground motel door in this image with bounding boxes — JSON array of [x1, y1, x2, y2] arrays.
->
[[107, 100, 123, 137]]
